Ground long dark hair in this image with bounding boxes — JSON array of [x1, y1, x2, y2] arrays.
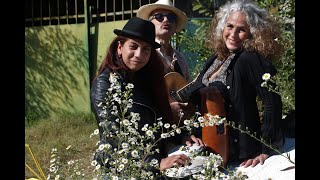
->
[[96, 36, 128, 75], [96, 36, 173, 123]]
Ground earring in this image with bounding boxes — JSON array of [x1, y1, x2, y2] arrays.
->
[[118, 54, 122, 58]]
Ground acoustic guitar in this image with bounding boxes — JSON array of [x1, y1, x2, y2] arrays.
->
[[200, 86, 228, 166], [164, 72, 202, 103], [164, 72, 202, 125], [164, 72, 228, 165]]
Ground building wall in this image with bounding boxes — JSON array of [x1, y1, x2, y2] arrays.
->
[[25, 20, 127, 120]]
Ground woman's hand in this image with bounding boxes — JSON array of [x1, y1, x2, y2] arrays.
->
[[170, 102, 188, 115], [159, 154, 190, 171], [183, 135, 205, 147], [240, 153, 269, 168]]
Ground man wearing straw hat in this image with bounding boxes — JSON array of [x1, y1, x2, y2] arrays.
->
[[137, 0, 193, 125]]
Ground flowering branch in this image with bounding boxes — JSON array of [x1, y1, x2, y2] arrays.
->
[[226, 121, 295, 165]]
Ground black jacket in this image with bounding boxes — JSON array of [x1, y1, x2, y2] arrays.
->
[[90, 68, 167, 174], [193, 50, 284, 162]]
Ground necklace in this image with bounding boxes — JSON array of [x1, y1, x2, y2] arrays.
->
[[169, 53, 177, 71], [157, 48, 177, 72]]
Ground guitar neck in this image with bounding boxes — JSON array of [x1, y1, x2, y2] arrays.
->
[[177, 81, 201, 101]]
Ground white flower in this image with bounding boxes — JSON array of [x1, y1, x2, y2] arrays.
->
[[122, 119, 130, 126], [198, 116, 205, 122], [261, 82, 267, 87], [91, 160, 98, 166], [118, 164, 125, 171], [122, 158, 128, 164], [151, 159, 158, 165], [122, 143, 129, 149], [109, 72, 119, 83], [131, 150, 139, 158], [49, 166, 56, 172], [95, 164, 101, 170], [67, 160, 74, 165], [50, 158, 56, 163], [184, 120, 190, 125], [176, 128, 181, 134], [161, 133, 168, 139], [104, 158, 109, 164], [262, 73, 271, 81], [54, 175, 60, 180], [146, 130, 153, 137], [98, 144, 105, 151], [126, 83, 134, 89], [164, 123, 170, 129]]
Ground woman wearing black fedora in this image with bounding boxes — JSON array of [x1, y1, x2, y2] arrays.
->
[[90, 17, 197, 177]]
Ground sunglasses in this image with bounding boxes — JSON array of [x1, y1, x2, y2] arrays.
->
[[150, 13, 177, 23]]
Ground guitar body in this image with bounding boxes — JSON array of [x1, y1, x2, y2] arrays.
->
[[164, 72, 189, 103], [164, 72, 229, 165], [200, 86, 228, 166], [164, 72, 196, 125]]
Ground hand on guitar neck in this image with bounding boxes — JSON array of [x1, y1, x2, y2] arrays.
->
[[164, 72, 202, 125]]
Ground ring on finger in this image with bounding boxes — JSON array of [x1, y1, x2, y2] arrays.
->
[[173, 162, 178, 166]]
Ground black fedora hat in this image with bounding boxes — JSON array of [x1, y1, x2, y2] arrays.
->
[[114, 17, 161, 49]]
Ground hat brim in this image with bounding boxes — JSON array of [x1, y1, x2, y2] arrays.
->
[[114, 29, 161, 49], [136, 4, 188, 32]]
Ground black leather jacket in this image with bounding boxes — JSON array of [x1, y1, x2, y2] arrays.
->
[[90, 68, 166, 174]]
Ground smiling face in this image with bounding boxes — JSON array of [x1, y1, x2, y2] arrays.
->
[[117, 38, 152, 71], [223, 11, 250, 52]]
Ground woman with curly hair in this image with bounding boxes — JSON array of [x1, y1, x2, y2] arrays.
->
[[190, 0, 284, 168]]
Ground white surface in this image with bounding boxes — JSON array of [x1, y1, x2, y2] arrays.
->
[[165, 139, 295, 179], [168, 144, 204, 157], [165, 156, 207, 178], [166, 144, 206, 178], [236, 138, 295, 180]]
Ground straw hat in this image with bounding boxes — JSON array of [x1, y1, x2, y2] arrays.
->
[[114, 17, 161, 49], [136, 0, 188, 32]]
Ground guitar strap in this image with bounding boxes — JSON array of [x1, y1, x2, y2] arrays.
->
[[173, 60, 184, 78]]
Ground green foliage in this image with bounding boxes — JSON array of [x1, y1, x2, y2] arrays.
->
[[176, 19, 212, 79], [260, 0, 295, 114]]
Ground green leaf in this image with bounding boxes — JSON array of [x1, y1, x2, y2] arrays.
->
[[192, 4, 203, 11], [199, 9, 207, 14]]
